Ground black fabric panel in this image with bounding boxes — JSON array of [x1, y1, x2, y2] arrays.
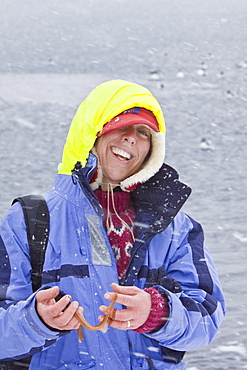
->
[[188, 217, 214, 295], [42, 264, 90, 284], [0, 338, 57, 362], [12, 195, 50, 292], [202, 293, 218, 316], [131, 163, 192, 233]]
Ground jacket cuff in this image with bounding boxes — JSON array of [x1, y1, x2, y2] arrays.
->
[[133, 287, 169, 334]]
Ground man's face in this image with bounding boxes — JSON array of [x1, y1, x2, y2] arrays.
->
[[95, 124, 151, 190]]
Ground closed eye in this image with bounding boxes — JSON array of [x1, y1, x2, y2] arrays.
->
[[137, 127, 151, 139]]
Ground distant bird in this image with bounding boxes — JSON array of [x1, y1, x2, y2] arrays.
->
[[156, 82, 164, 89], [207, 52, 214, 60], [48, 58, 55, 66], [226, 90, 235, 99], [200, 61, 208, 70], [196, 62, 207, 76], [217, 71, 225, 79], [196, 68, 207, 76], [148, 71, 161, 81], [199, 138, 214, 151]]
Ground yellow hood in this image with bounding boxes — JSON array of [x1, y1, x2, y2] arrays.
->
[[58, 79, 166, 175]]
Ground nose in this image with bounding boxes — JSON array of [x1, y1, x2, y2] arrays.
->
[[121, 126, 137, 145]]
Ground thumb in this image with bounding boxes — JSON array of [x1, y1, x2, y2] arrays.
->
[[36, 286, 59, 303]]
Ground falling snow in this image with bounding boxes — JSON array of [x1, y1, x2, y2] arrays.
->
[[0, 0, 246, 368]]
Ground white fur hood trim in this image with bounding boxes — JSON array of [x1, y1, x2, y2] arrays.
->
[[120, 131, 166, 191], [90, 131, 166, 192]]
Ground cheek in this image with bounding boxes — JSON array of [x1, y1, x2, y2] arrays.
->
[[95, 138, 106, 160], [141, 142, 151, 160]]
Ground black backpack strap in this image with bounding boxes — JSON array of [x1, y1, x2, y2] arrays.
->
[[0, 357, 32, 369], [0, 196, 50, 369], [12, 194, 50, 292], [0, 195, 50, 370]]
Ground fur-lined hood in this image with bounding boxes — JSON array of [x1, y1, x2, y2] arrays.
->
[[58, 79, 166, 191]]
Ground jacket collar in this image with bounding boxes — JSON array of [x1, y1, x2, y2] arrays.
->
[[122, 164, 191, 286], [131, 163, 191, 234], [72, 156, 191, 233]]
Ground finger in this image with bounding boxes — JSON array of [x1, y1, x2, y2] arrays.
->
[[51, 298, 81, 322], [104, 291, 134, 308], [61, 309, 81, 330], [52, 301, 79, 327], [98, 305, 117, 321], [71, 321, 81, 330], [99, 305, 132, 323], [111, 283, 140, 296], [56, 314, 81, 330], [53, 315, 81, 331], [36, 286, 59, 303], [98, 315, 132, 331], [98, 305, 107, 314]]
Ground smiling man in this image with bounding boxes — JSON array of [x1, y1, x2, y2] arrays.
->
[[0, 80, 225, 370]]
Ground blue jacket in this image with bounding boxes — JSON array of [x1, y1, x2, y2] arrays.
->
[[0, 154, 226, 369]]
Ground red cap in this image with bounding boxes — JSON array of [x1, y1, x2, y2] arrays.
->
[[98, 107, 159, 137]]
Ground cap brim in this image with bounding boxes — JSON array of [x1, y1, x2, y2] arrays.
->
[[98, 110, 159, 137]]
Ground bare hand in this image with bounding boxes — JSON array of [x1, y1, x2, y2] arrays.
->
[[36, 286, 82, 331], [98, 283, 151, 330]]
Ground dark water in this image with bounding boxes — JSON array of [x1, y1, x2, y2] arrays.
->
[[0, 1, 247, 368]]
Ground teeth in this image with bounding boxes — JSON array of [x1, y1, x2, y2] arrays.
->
[[112, 147, 131, 160]]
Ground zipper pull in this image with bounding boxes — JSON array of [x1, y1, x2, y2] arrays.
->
[[71, 161, 82, 184]]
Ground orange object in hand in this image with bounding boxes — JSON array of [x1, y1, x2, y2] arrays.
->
[[74, 292, 118, 341]]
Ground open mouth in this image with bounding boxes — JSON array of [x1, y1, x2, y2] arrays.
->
[[111, 147, 132, 161]]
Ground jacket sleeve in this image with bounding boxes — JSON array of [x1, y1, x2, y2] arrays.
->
[[144, 213, 226, 351], [0, 203, 62, 361]]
